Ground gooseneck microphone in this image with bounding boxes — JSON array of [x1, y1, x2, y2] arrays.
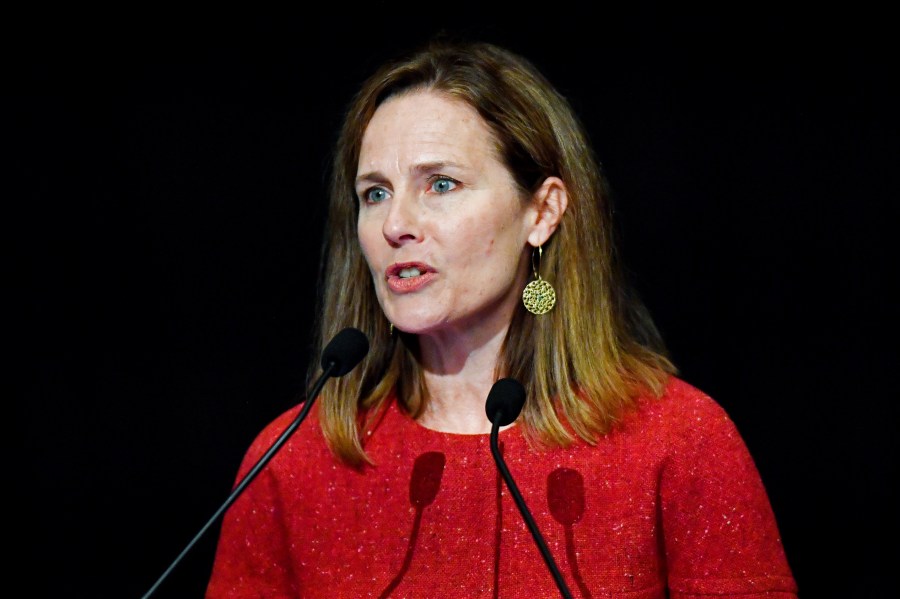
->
[[485, 378, 574, 599], [142, 327, 369, 599]]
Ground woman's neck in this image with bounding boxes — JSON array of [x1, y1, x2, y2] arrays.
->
[[416, 324, 509, 434]]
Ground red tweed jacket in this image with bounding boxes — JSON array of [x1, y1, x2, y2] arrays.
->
[[206, 376, 797, 598]]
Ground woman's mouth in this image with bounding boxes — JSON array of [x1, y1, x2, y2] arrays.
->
[[386, 262, 437, 293]]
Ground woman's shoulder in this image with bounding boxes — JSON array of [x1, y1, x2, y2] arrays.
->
[[622, 375, 738, 439], [605, 376, 762, 482], [241, 400, 329, 465], [649, 375, 722, 411]]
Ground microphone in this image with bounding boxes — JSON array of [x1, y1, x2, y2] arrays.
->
[[320, 326, 370, 377], [485, 378, 574, 599], [142, 327, 369, 598]]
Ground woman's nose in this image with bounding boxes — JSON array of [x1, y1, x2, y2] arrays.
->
[[382, 192, 420, 247]]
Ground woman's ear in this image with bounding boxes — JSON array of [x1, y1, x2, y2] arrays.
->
[[527, 176, 569, 247]]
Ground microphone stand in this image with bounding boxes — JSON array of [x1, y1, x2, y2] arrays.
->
[[141, 361, 338, 599], [489, 417, 573, 599]]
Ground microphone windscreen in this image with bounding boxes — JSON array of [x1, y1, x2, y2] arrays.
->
[[321, 327, 370, 376], [485, 377, 526, 426]]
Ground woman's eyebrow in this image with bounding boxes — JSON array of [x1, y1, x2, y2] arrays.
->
[[410, 160, 465, 175], [356, 161, 466, 187], [355, 170, 388, 187]]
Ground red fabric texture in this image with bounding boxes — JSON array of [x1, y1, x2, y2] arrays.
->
[[206, 376, 797, 598]]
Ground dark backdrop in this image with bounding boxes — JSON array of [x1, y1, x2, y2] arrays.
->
[[13, 7, 897, 598]]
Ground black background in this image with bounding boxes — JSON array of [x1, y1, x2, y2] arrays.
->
[[12, 6, 897, 598]]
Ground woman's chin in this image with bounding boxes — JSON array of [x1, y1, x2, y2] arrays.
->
[[390, 321, 436, 336], [388, 314, 450, 336]]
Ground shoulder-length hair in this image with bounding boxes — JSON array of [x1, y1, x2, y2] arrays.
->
[[310, 37, 676, 466]]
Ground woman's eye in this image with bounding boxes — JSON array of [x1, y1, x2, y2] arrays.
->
[[364, 187, 388, 204], [430, 177, 457, 194]]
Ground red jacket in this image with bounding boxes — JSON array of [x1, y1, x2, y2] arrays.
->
[[207, 376, 797, 598]]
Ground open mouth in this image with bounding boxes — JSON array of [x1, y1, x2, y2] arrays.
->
[[386, 262, 434, 279], [386, 262, 436, 292]]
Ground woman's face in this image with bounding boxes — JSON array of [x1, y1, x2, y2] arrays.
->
[[356, 90, 535, 339]]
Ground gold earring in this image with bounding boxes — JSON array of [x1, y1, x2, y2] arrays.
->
[[389, 322, 394, 335], [522, 245, 556, 315]]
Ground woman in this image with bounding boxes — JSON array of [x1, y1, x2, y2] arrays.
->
[[206, 38, 798, 598]]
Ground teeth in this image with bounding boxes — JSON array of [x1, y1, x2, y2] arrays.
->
[[399, 267, 422, 278]]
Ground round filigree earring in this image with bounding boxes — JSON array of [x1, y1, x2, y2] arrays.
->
[[522, 245, 556, 315]]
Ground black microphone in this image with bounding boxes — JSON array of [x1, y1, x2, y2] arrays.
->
[[320, 326, 370, 377], [485, 378, 574, 599], [142, 327, 369, 598]]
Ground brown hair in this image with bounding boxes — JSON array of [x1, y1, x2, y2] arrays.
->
[[310, 37, 676, 465]]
